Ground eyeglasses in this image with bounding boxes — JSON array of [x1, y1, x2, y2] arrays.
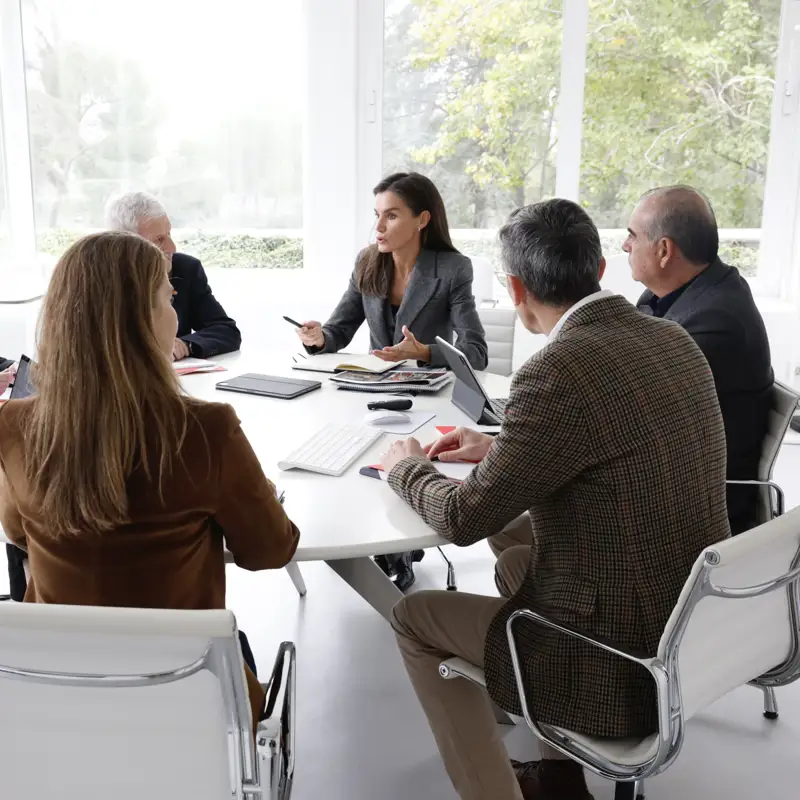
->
[[494, 267, 510, 288]]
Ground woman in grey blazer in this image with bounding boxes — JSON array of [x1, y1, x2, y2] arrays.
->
[[298, 172, 488, 590], [298, 172, 487, 370]]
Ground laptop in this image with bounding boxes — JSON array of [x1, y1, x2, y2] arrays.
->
[[9, 355, 35, 400], [435, 336, 508, 425]]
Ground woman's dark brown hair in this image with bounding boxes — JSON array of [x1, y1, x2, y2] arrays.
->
[[356, 172, 458, 297]]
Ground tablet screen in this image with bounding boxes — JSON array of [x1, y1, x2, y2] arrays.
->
[[9, 355, 35, 400]]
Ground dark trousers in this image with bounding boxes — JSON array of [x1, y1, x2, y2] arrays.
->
[[5, 544, 27, 601], [4, 543, 257, 676]]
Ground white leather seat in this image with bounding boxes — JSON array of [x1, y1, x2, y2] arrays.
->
[[728, 380, 799, 524], [441, 506, 800, 799], [0, 603, 295, 800], [477, 306, 516, 377]]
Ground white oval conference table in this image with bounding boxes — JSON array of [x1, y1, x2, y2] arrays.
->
[[182, 350, 512, 620]]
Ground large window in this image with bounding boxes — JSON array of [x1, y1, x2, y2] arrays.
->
[[21, 0, 304, 268], [383, 0, 563, 265], [383, 0, 793, 284], [581, 0, 782, 275]]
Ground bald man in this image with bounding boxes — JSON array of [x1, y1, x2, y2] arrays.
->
[[624, 186, 773, 534]]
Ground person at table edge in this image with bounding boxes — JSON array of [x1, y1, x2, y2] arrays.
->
[[625, 185, 773, 535], [297, 172, 488, 592], [380, 199, 729, 800], [297, 171, 488, 372], [105, 191, 241, 362]]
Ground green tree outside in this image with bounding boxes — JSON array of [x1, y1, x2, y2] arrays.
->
[[384, 0, 781, 257]]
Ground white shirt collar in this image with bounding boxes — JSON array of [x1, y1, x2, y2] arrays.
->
[[547, 289, 615, 343]]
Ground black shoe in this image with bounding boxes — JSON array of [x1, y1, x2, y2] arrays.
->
[[394, 552, 418, 592], [412, 549, 425, 563], [515, 759, 594, 800], [374, 554, 395, 577]]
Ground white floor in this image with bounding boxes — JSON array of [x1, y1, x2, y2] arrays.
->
[[3, 444, 800, 798]]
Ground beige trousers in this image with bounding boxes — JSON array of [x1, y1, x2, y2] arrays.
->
[[390, 514, 559, 800]]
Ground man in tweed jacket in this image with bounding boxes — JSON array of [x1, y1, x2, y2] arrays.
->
[[381, 199, 730, 800]]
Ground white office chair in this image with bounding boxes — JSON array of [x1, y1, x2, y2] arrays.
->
[[477, 306, 516, 377], [0, 603, 295, 800], [725, 380, 799, 720], [469, 255, 496, 305], [727, 380, 799, 525], [440, 506, 800, 799], [470, 255, 517, 378]]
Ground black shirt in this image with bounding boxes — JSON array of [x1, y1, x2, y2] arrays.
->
[[389, 303, 400, 333], [647, 276, 698, 318]]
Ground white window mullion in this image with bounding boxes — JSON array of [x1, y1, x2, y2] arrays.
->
[[554, 0, 589, 201], [356, 0, 384, 242], [303, 0, 360, 285], [758, 0, 800, 300], [0, 0, 36, 270]]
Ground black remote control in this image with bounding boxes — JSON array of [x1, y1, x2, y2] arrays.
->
[[367, 398, 413, 411]]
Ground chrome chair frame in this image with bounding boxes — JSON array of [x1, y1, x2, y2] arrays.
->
[[505, 542, 800, 798], [0, 631, 296, 800], [726, 380, 798, 719], [258, 641, 297, 800]]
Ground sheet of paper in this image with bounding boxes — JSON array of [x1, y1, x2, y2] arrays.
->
[[173, 358, 225, 375]]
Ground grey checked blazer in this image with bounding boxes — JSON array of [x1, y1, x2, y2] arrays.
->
[[311, 249, 488, 370], [389, 295, 730, 738]]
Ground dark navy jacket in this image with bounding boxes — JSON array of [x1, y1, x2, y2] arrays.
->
[[170, 253, 241, 358]]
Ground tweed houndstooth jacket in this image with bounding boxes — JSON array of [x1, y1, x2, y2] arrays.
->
[[388, 294, 731, 739]]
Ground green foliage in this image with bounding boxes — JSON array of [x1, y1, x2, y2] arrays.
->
[[175, 233, 304, 269], [36, 229, 304, 269], [385, 0, 781, 232]]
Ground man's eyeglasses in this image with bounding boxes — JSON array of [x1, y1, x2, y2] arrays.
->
[[494, 267, 510, 288]]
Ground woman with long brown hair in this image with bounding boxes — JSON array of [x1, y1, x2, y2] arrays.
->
[[297, 172, 487, 591], [0, 231, 299, 727]]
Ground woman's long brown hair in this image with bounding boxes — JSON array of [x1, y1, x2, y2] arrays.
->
[[356, 172, 458, 297], [25, 231, 187, 536]]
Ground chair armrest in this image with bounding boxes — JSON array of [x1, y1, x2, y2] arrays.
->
[[507, 609, 657, 668], [505, 609, 672, 781], [725, 479, 784, 516]]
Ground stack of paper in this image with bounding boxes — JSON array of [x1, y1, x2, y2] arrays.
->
[[331, 369, 451, 394]]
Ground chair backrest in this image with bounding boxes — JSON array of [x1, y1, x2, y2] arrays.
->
[[754, 381, 799, 522], [0, 603, 257, 800], [478, 306, 516, 377], [469, 255, 496, 304], [658, 507, 800, 721]]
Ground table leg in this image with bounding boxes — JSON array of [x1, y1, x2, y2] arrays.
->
[[284, 562, 307, 597], [325, 556, 403, 621]]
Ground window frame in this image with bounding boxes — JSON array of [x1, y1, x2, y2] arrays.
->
[[0, 0, 798, 301], [0, 0, 35, 271]]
